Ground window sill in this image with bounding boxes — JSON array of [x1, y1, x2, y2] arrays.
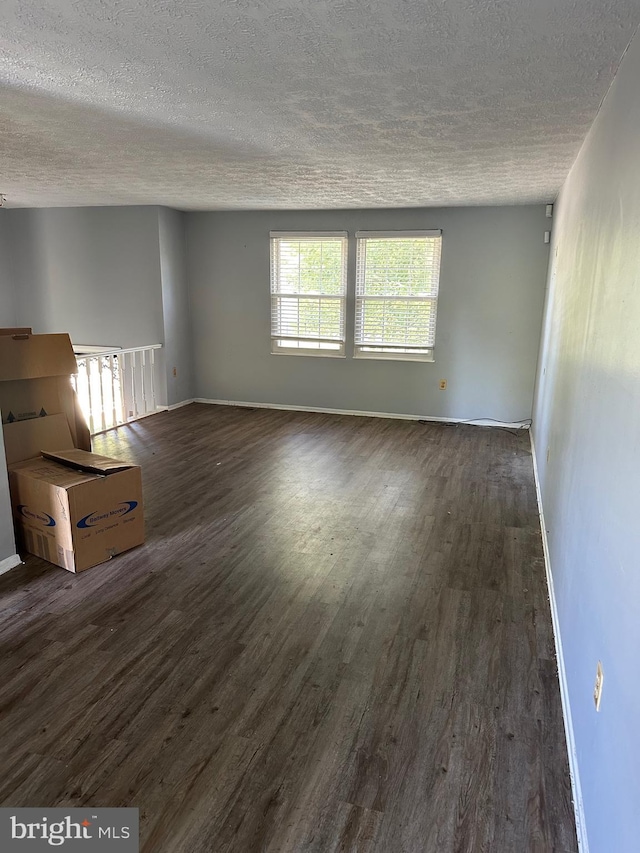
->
[[354, 352, 435, 363], [271, 349, 346, 359]]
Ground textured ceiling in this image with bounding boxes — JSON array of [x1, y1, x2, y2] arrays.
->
[[0, 0, 638, 209]]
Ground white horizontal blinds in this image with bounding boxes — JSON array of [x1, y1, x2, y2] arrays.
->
[[355, 231, 442, 358], [270, 233, 348, 354]]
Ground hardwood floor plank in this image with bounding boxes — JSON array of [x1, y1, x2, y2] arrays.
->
[[0, 404, 577, 851]]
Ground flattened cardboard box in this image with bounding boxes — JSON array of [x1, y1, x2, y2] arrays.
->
[[9, 451, 144, 573]]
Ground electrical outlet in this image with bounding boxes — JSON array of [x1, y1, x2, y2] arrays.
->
[[594, 661, 604, 711], [439, 379, 447, 390]]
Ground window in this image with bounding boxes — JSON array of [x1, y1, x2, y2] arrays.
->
[[270, 232, 348, 356], [354, 231, 442, 361]]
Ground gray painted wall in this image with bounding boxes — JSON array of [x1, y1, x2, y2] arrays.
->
[[0, 211, 17, 327], [187, 207, 550, 420], [532, 33, 640, 853], [1, 215, 18, 562], [6, 206, 165, 349], [0, 427, 16, 563], [159, 208, 195, 406]]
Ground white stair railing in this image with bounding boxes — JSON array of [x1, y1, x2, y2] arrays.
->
[[71, 344, 163, 435]]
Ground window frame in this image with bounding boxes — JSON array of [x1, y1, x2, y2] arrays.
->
[[354, 230, 442, 363], [270, 231, 348, 358]]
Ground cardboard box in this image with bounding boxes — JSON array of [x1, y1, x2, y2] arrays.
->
[[9, 450, 144, 573], [1, 331, 143, 573], [0, 332, 90, 457], [3, 414, 75, 468]]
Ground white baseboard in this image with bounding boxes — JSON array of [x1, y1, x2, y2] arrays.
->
[[89, 406, 169, 437], [167, 398, 195, 411], [0, 553, 22, 577], [530, 433, 589, 853], [192, 398, 530, 429]]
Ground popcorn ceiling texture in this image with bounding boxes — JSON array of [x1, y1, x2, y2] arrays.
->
[[0, 0, 637, 209]]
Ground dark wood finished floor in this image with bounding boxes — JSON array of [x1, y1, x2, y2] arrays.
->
[[0, 404, 577, 852]]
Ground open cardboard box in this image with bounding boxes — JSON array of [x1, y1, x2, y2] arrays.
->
[[0, 331, 91, 451], [9, 436, 144, 573], [1, 331, 144, 572]]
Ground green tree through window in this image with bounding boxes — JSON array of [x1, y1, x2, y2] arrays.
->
[[270, 233, 348, 356], [355, 232, 442, 361]]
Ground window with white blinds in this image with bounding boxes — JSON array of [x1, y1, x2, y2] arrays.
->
[[354, 231, 442, 361], [270, 232, 348, 357]]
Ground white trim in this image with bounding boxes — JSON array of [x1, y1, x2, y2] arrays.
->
[[0, 554, 22, 576], [90, 400, 194, 431], [354, 347, 435, 363], [271, 347, 346, 358], [355, 230, 442, 238], [530, 433, 589, 853], [167, 398, 195, 411], [355, 233, 441, 357], [89, 405, 169, 436], [270, 234, 348, 355], [124, 406, 168, 422], [73, 344, 121, 354], [74, 343, 162, 359], [192, 398, 530, 428], [270, 231, 348, 239]]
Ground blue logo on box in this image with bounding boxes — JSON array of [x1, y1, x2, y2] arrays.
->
[[77, 501, 138, 529], [17, 505, 56, 527]]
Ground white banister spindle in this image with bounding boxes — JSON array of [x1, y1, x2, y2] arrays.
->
[[97, 356, 107, 432], [131, 351, 138, 419], [86, 359, 96, 435], [150, 348, 156, 411], [122, 352, 131, 420], [117, 355, 126, 424], [109, 355, 118, 427], [140, 349, 146, 414], [72, 344, 163, 436]]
